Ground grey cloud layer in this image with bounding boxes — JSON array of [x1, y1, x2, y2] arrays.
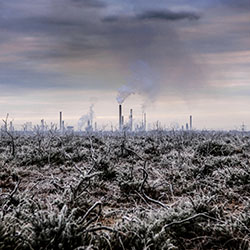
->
[[0, 1, 201, 62], [0, 0, 249, 99]]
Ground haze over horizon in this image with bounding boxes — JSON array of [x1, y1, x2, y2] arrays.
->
[[0, 0, 250, 130]]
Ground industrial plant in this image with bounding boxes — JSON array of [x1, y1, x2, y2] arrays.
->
[[1, 101, 196, 134]]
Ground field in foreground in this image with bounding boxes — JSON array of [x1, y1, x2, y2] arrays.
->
[[0, 130, 250, 249]]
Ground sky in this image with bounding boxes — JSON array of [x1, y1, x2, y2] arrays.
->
[[0, 0, 250, 130]]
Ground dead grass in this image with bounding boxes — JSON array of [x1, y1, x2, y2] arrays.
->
[[0, 130, 249, 249]]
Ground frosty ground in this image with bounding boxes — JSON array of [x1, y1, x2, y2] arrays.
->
[[0, 130, 249, 249]]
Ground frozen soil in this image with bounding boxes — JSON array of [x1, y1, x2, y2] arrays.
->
[[0, 130, 249, 249]]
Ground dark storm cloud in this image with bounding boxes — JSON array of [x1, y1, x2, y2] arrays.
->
[[137, 10, 200, 21], [69, 0, 107, 8], [103, 9, 200, 23], [0, 1, 201, 59]]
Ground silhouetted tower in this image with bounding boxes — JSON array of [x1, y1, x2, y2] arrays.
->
[[119, 105, 122, 131], [190, 115, 192, 130], [59, 111, 62, 131]]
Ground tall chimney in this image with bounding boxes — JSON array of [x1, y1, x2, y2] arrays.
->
[[190, 115, 192, 130], [129, 109, 133, 131], [59, 111, 62, 131], [119, 104, 122, 131]]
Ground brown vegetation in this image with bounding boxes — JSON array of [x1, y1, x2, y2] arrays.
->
[[0, 130, 249, 249]]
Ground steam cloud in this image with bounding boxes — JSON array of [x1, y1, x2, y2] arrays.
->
[[78, 104, 94, 131], [116, 60, 158, 104], [116, 85, 134, 104]]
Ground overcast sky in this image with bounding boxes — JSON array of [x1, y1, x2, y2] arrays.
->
[[0, 0, 250, 130]]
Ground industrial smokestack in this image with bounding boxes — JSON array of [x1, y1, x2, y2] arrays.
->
[[59, 111, 62, 131], [119, 104, 122, 131], [190, 115, 192, 130], [129, 109, 133, 131]]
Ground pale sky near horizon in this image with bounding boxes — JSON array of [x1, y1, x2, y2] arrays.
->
[[0, 0, 250, 130]]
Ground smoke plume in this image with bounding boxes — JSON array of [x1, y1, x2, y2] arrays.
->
[[116, 60, 158, 104], [116, 85, 134, 104], [78, 104, 94, 131]]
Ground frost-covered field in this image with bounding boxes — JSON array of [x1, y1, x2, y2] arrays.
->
[[0, 130, 249, 249]]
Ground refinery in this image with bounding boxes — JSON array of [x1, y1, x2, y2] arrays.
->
[[1, 103, 195, 134]]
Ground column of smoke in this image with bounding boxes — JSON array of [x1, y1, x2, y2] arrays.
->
[[116, 61, 157, 104], [117, 85, 134, 131], [116, 61, 156, 131], [78, 104, 94, 131]]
